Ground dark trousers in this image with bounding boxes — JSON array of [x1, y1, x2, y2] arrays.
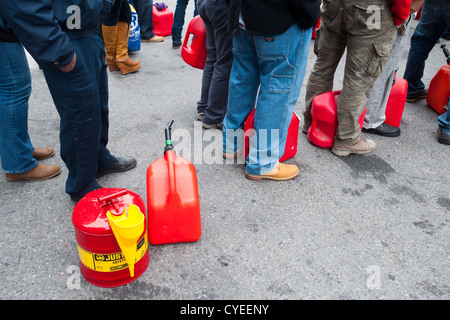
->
[[197, 0, 233, 125], [103, 0, 132, 26], [42, 31, 115, 197], [132, 0, 155, 39]]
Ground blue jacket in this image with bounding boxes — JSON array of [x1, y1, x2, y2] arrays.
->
[[0, 0, 109, 68]]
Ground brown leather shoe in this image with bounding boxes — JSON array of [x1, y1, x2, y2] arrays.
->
[[245, 163, 299, 181], [5, 163, 61, 182], [32, 148, 55, 161]]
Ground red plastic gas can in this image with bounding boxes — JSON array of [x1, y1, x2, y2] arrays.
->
[[147, 121, 201, 245], [152, 5, 173, 36], [308, 90, 366, 149], [244, 109, 300, 162], [72, 188, 149, 288], [181, 15, 207, 69], [384, 76, 408, 127], [426, 64, 450, 115]]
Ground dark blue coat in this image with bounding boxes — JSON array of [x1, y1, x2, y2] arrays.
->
[[0, 0, 109, 68]]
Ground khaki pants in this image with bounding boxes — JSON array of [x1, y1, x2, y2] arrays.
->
[[304, 0, 397, 147]]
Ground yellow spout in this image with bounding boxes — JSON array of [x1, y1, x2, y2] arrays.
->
[[107, 204, 145, 277]]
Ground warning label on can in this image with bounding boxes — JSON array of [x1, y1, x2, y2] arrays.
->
[[77, 235, 148, 272]]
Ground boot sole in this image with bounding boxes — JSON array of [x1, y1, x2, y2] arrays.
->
[[245, 170, 299, 181], [5, 167, 61, 182], [331, 147, 374, 157]]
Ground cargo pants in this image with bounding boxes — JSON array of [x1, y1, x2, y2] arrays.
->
[[303, 0, 397, 147]]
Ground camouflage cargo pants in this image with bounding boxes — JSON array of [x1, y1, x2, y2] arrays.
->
[[304, 0, 397, 147]]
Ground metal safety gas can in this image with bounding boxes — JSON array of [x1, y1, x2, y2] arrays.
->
[[72, 188, 149, 288]]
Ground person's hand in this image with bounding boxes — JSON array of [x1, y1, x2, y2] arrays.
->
[[59, 52, 76, 73]]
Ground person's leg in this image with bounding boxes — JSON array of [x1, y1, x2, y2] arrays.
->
[[0, 42, 37, 174], [134, 0, 155, 39], [303, 0, 347, 132], [196, 0, 213, 117], [363, 16, 413, 135], [404, 0, 448, 99], [200, 0, 233, 126], [246, 25, 312, 175], [172, 0, 189, 44], [222, 28, 260, 156], [333, 0, 397, 150], [42, 36, 108, 197]]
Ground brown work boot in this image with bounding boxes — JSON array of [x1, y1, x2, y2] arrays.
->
[[331, 137, 376, 156], [5, 163, 61, 182], [245, 163, 299, 181], [32, 148, 55, 161]]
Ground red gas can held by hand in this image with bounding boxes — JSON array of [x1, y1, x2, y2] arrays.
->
[[384, 76, 408, 128], [147, 120, 201, 245], [308, 90, 366, 149], [72, 188, 149, 288], [152, 3, 173, 36], [244, 109, 300, 162], [426, 45, 450, 115], [181, 15, 207, 69]]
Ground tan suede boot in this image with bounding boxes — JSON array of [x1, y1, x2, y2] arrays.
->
[[101, 24, 120, 72], [5, 163, 61, 182], [116, 22, 140, 75]]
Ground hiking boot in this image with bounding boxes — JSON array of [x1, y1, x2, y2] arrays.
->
[[331, 137, 376, 156], [406, 89, 427, 103], [245, 163, 299, 181]]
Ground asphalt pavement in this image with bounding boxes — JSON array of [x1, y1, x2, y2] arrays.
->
[[0, 3, 449, 301]]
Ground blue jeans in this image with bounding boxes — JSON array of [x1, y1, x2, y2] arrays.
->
[[0, 42, 38, 174], [403, 0, 450, 96], [171, 0, 198, 43], [437, 100, 450, 134], [223, 25, 312, 175]]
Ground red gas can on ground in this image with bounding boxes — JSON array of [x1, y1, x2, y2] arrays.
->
[[426, 44, 450, 115], [152, 6, 173, 36], [181, 15, 207, 69], [385, 76, 407, 127], [426, 65, 450, 115], [244, 109, 300, 162], [72, 188, 149, 288], [308, 90, 366, 149], [147, 121, 201, 245]]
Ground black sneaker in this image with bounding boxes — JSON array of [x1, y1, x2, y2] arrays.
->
[[173, 41, 181, 49], [96, 156, 137, 178], [406, 89, 427, 103]]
